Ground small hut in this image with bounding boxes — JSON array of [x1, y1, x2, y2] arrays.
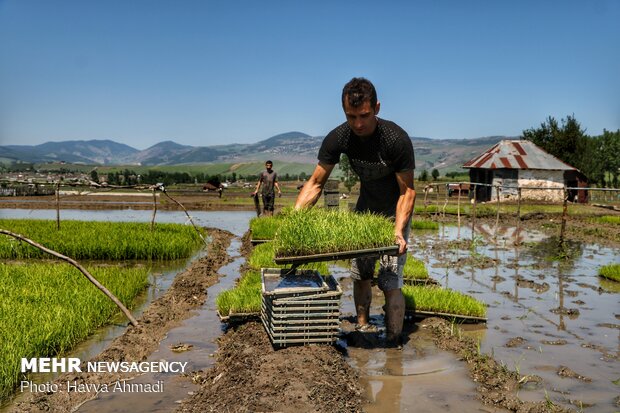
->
[[463, 140, 588, 203]]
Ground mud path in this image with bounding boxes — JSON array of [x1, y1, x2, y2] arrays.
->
[[11, 228, 234, 413]]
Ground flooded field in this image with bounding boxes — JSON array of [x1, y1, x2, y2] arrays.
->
[[1, 209, 618, 412]]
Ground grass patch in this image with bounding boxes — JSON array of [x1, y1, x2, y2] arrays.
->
[[0, 262, 149, 400], [592, 215, 620, 225], [599, 263, 620, 282], [402, 285, 486, 318], [249, 215, 282, 240], [273, 208, 395, 257], [0, 219, 205, 260], [411, 219, 439, 230]]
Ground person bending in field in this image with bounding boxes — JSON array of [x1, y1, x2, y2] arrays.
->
[[295, 77, 416, 347], [252, 160, 282, 216]]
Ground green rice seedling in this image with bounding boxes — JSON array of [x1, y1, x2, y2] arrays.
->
[[598, 263, 620, 282], [592, 215, 620, 225], [249, 215, 283, 240], [248, 242, 329, 274], [0, 219, 204, 260], [216, 282, 262, 316], [402, 285, 486, 318], [411, 219, 439, 230], [374, 255, 428, 281], [0, 262, 149, 399], [273, 208, 395, 257], [403, 257, 429, 280]]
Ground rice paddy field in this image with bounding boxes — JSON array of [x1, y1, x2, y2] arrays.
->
[[1, 205, 619, 413], [0, 217, 208, 403]]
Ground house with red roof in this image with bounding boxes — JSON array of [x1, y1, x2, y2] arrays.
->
[[463, 140, 588, 203]]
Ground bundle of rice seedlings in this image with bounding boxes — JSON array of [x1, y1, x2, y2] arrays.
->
[[402, 285, 486, 318], [273, 208, 395, 257], [599, 263, 620, 282], [249, 215, 283, 240]]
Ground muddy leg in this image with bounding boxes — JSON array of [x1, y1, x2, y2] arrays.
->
[[353, 279, 372, 325], [384, 288, 405, 343]]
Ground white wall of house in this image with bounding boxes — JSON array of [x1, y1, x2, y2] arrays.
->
[[518, 170, 565, 202]]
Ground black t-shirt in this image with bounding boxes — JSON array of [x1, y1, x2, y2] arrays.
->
[[318, 118, 415, 217]]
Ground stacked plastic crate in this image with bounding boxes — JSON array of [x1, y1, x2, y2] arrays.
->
[[261, 268, 342, 347]]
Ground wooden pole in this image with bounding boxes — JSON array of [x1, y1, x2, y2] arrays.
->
[[423, 186, 429, 216], [471, 184, 477, 242], [435, 184, 440, 219], [494, 184, 501, 241], [559, 188, 568, 245], [0, 229, 139, 327], [162, 190, 208, 246], [55, 181, 60, 230], [515, 187, 522, 246], [442, 184, 449, 218], [457, 183, 461, 239], [150, 188, 157, 231]]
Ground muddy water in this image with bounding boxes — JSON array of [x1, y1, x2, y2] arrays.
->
[[412, 224, 619, 412], [334, 267, 500, 412], [78, 239, 245, 412]]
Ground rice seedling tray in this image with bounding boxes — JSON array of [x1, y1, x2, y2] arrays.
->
[[217, 310, 260, 324], [405, 309, 487, 324], [250, 239, 270, 245], [273, 245, 400, 265]]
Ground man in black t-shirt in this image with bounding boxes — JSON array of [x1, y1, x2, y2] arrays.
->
[[252, 160, 281, 216], [295, 78, 416, 347]]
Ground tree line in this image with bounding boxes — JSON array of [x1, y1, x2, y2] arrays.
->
[[522, 115, 619, 187]]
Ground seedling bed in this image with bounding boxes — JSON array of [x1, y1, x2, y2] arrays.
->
[[274, 245, 399, 265]]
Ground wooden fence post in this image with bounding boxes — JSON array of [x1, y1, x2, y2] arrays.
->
[[559, 188, 568, 245], [55, 181, 60, 230], [471, 184, 477, 242], [457, 183, 462, 239]]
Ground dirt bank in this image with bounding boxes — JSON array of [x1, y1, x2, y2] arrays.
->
[[11, 228, 233, 413]]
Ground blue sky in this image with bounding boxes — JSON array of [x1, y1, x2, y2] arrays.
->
[[1, 0, 618, 149]]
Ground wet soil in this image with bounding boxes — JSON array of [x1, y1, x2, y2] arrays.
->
[[10, 228, 233, 413]]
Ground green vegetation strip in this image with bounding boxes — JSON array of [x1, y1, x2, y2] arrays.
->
[[249, 215, 282, 240], [592, 215, 620, 225], [411, 219, 439, 230], [402, 285, 487, 318], [0, 219, 204, 260], [0, 262, 149, 399], [274, 208, 395, 257], [216, 270, 262, 316], [598, 263, 620, 282]]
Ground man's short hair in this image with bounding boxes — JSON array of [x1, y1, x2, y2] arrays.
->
[[342, 77, 377, 109], [266, 160, 273, 165]]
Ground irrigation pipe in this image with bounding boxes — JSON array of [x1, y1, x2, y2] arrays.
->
[[0, 229, 139, 327]]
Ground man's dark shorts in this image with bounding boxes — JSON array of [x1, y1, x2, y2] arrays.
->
[[350, 219, 411, 291], [262, 192, 275, 211]]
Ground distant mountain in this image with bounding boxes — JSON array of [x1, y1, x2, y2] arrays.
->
[[1, 139, 138, 165], [0, 134, 512, 172]]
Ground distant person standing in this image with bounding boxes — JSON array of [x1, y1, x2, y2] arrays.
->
[[252, 160, 282, 216]]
